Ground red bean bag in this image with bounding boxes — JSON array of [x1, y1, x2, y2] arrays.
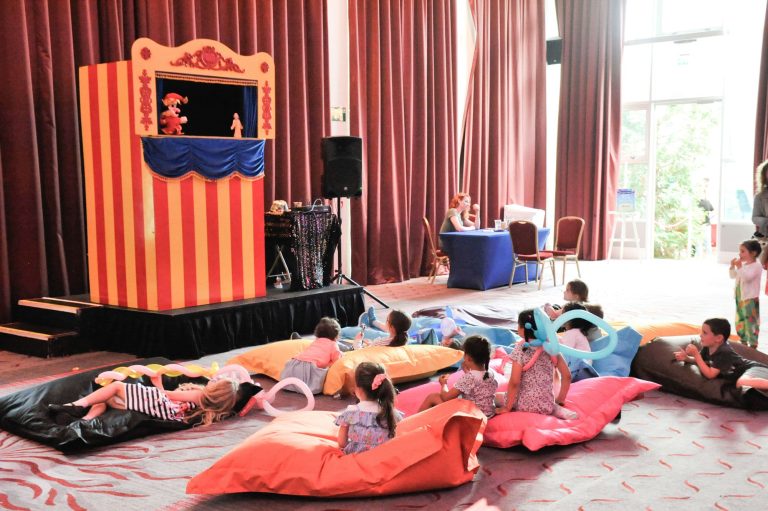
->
[[396, 376, 659, 451], [186, 398, 486, 497]]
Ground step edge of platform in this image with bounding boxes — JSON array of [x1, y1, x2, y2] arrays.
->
[[0, 324, 79, 341]]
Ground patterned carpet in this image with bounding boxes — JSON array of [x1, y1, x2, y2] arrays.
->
[[1, 375, 766, 510], [1, 258, 767, 510]]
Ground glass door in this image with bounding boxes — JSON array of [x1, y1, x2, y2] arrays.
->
[[652, 101, 721, 258]]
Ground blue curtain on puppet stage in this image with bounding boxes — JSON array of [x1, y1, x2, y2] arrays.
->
[[141, 137, 265, 179], [243, 86, 257, 138]]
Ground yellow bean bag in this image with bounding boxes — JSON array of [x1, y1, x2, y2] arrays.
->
[[229, 340, 463, 396], [228, 339, 313, 380]]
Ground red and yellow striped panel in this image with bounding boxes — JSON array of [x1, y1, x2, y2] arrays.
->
[[79, 61, 266, 310]]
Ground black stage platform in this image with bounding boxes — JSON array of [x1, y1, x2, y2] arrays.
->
[[76, 285, 365, 359]]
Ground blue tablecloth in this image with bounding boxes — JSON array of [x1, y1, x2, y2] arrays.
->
[[440, 228, 551, 290]]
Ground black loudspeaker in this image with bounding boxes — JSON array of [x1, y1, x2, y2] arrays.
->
[[322, 136, 363, 198], [546, 38, 562, 65]]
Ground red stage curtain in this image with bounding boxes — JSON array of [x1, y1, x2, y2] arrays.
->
[[0, 0, 328, 322], [461, 0, 547, 225], [555, 0, 625, 260], [754, 1, 768, 187], [349, 0, 458, 284]]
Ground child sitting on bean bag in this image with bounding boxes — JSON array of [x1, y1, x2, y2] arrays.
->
[[418, 335, 498, 418], [495, 309, 579, 420], [336, 362, 402, 454]]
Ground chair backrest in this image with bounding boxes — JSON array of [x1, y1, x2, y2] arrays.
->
[[555, 216, 585, 252], [507, 220, 539, 256], [422, 217, 438, 256]]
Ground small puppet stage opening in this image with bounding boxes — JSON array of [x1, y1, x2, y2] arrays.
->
[[76, 285, 365, 359], [156, 77, 258, 138]]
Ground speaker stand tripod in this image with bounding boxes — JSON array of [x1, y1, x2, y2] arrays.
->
[[331, 196, 389, 309]]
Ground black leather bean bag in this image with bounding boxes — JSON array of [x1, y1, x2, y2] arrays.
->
[[630, 335, 768, 410], [0, 357, 202, 452]]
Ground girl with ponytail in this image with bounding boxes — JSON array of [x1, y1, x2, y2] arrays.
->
[[417, 335, 497, 418], [335, 362, 402, 454]]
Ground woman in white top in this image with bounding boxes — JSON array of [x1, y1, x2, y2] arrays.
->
[[729, 239, 763, 348]]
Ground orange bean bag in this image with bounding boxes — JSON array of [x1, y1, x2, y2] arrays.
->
[[186, 399, 486, 497], [609, 321, 740, 346]]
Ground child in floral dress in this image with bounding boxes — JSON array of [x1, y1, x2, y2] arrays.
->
[[335, 362, 402, 454]]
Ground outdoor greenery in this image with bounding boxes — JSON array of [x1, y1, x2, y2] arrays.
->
[[620, 103, 719, 259], [653, 103, 719, 258]]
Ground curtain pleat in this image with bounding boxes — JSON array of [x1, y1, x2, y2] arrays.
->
[[0, 0, 329, 323], [461, 0, 547, 226], [554, 0, 624, 261], [754, 2, 768, 187], [349, 0, 458, 284]]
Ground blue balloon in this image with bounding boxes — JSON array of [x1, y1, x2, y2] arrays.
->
[[524, 308, 618, 360]]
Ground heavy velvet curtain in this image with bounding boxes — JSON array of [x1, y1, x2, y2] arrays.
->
[[555, 0, 624, 260], [755, 1, 768, 185], [348, 0, 458, 284], [0, 0, 329, 323], [461, 0, 547, 225]]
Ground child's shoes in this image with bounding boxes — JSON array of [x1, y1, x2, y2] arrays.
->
[[367, 306, 377, 325], [47, 403, 89, 418]]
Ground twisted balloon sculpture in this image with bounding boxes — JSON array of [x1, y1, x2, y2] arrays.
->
[[95, 362, 221, 385], [524, 308, 618, 360], [238, 377, 315, 417], [95, 363, 314, 417]]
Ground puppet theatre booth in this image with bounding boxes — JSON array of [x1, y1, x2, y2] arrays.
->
[[72, 39, 363, 359]]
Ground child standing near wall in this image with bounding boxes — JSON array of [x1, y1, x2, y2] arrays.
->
[[730, 239, 762, 349]]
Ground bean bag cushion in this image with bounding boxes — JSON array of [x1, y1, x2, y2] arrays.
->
[[230, 341, 463, 396], [630, 335, 768, 410], [609, 321, 739, 346], [322, 345, 463, 395], [186, 398, 486, 497], [413, 304, 519, 328], [483, 377, 659, 450], [0, 357, 198, 452], [228, 339, 313, 380], [590, 326, 643, 377], [396, 376, 659, 450]]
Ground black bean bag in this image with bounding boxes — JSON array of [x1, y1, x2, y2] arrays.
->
[[0, 357, 203, 452], [630, 335, 768, 410]]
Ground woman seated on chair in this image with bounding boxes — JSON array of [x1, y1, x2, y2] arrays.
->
[[440, 193, 480, 245]]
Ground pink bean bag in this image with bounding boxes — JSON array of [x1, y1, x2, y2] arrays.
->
[[396, 376, 659, 451]]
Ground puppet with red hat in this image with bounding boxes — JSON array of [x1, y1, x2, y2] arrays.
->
[[160, 93, 189, 135]]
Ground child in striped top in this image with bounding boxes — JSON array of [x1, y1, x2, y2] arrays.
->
[[48, 375, 239, 426]]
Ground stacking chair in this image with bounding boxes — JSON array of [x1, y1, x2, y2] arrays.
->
[[551, 216, 585, 283], [507, 220, 556, 289], [423, 217, 450, 283]]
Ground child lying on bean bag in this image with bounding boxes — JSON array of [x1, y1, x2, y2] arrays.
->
[[632, 319, 768, 410]]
